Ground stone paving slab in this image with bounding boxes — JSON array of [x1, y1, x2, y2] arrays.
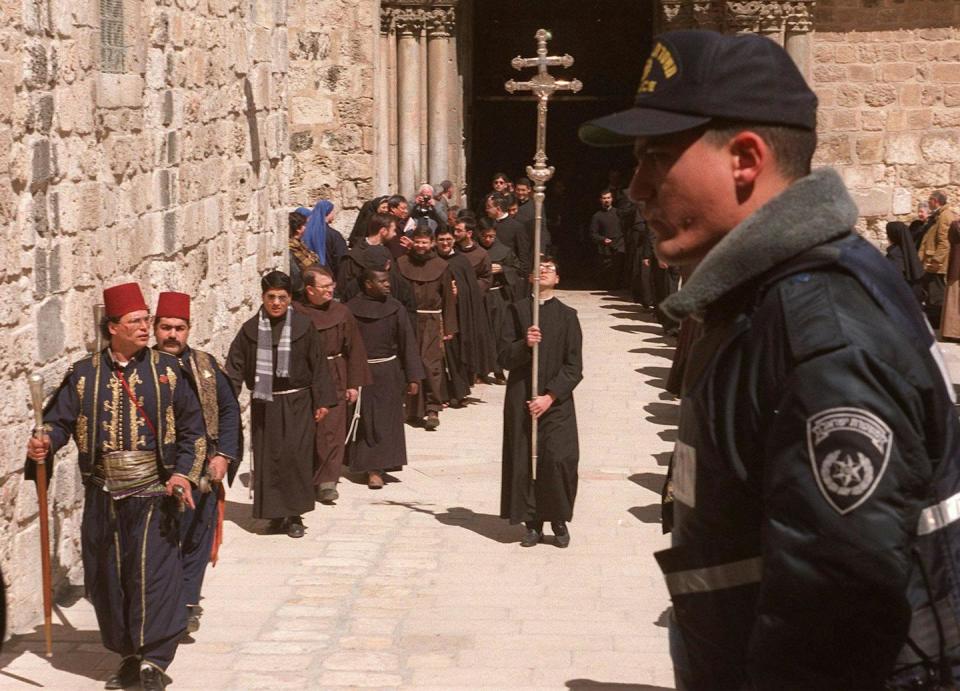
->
[[5, 289, 957, 690]]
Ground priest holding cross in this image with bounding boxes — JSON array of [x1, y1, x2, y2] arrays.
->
[[498, 30, 584, 548]]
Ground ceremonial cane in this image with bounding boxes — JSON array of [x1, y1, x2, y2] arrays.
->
[[28, 374, 54, 658], [93, 303, 105, 354]]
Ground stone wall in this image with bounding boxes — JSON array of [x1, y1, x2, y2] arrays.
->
[[0, 0, 289, 636], [287, 0, 379, 233], [811, 0, 960, 243]]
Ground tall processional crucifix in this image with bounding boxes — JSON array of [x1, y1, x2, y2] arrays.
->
[[504, 30, 581, 481]]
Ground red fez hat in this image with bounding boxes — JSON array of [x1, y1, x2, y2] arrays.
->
[[103, 282, 149, 319], [155, 291, 191, 321]]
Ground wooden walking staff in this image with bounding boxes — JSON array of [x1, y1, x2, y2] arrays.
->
[[28, 373, 54, 658], [504, 29, 581, 481]]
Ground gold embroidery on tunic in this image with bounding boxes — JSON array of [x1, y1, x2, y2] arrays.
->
[[126, 370, 146, 450], [165, 366, 177, 394], [189, 436, 207, 483], [193, 351, 220, 440], [76, 376, 88, 454], [102, 375, 123, 452], [164, 405, 176, 445]]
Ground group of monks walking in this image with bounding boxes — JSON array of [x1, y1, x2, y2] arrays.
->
[[23, 194, 584, 689]]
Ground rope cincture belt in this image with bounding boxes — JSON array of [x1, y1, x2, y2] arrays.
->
[[326, 353, 343, 360], [416, 309, 442, 314], [273, 387, 307, 396], [346, 355, 399, 444]]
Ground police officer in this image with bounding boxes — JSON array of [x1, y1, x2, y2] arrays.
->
[[581, 30, 960, 689], [153, 292, 242, 635]]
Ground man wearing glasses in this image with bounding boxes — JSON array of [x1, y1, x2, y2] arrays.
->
[[225, 270, 337, 538], [26, 282, 206, 690], [498, 258, 583, 548]]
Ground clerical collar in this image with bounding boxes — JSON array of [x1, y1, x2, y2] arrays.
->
[[497, 213, 509, 221], [459, 242, 475, 251], [532, 293, 554, 305], [438, 248, 455, 257]]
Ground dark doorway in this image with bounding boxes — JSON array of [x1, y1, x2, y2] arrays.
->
[[468, 0, 655, 282]]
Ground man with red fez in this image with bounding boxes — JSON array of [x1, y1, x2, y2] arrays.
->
[[152, 291, 242, 635], [225, 270, 337, 538], [26, 282, 206, 691], [293, 266, 372, 503]]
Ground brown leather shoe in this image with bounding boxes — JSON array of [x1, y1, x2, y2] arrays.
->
[[367, 472, 384, 489], [424, 412, 439, 430]]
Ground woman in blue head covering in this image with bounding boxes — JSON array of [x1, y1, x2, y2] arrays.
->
[[303, 200, 337, 267]]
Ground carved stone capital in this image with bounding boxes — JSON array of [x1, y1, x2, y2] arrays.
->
[[392, 7, 428, 37], [426, 7, 456, 38], [783, 0, 815, 33], [658, 0, 815, 34], [692, 1, 724, 29]]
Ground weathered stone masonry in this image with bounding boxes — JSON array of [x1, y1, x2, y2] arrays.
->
[[0, 0, 289, 634]]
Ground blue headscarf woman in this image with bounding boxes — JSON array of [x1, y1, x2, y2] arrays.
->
[[302, 200, 335, 267]]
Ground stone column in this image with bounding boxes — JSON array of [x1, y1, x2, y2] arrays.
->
[[376, 9, 394, 193], [427, 8, 455, 185], [784, 1, 815, 80], [395, 8, 424, 198]]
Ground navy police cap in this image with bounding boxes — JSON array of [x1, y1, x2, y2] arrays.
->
[[579, 30, 817, 146]]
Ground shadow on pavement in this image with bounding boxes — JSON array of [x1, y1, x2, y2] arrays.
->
[[629, 504, 662, 524], [0, 597, 107, 685], [629, 472, 666, 495], [223, 499, 266, 534], [644, 401, 678, 427], [374, 501, 522, 544], [566, 680, 674, 690], [636, 365, 670, 390]]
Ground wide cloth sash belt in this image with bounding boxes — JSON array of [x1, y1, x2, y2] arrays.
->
[[416, 309, 442, 314], [326, 353, 343, 360], [367, 355, 397, 364], [102, 450, 159, 498], [663, 556, 763, 597], [273, 387, 307, 396]]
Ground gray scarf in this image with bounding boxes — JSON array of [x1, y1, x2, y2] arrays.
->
[[253, 306, 292, 402], [662, 168, 859, 322]]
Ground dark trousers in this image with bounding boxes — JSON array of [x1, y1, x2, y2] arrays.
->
[[179, 485, 217, 609], [82, 486, 184, 670], [598, 252, 625, 290], [923, 272, 946, 328]]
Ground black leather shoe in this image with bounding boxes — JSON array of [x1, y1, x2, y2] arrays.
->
[[286, 516, 305, 538], [424, 412, 440, 430], [520, 528, 541, 547], [139, 664, 167, 691], [104, 656, 139, 689], [551, 522, 570, 548]]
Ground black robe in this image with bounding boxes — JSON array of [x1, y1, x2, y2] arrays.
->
[[498, 296, 583, 524], [226, 309, 337, 519], [482, 239, 521, 375], [346, 294, 424, 472], [437, 249, 495, 400]]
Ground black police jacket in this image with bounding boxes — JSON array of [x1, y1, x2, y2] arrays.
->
[[657, 169, 960, 690]]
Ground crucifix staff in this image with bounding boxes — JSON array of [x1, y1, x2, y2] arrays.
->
[[504, 30, 581, 482]]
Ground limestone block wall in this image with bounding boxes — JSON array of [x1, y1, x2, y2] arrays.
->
[[811, 0, 960, 243], [0, 0, 289, 636], [287, 0, 379, 234]]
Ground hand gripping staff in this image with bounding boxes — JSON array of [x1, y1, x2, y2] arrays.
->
[[504, 29, 581, 481], [28, 373, 53, 658]]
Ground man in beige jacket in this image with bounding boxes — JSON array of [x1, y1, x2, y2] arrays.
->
[[919, 190, 956, 323]]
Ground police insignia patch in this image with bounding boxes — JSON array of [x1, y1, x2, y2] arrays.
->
[[807, 408, 892, 515]]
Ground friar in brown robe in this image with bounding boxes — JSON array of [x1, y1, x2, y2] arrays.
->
[[293, 266, 372, 503], [396, 224, 458, 429], [454, 217, 493, 294], [346, 269, 424, 488]]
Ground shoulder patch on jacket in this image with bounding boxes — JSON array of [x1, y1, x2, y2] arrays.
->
[[779, 273, 848, 362], [807, 407, 892, 514]]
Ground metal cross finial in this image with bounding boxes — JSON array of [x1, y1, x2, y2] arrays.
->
[[503, 30, 581, 484], [504, 30, 583, 172]]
